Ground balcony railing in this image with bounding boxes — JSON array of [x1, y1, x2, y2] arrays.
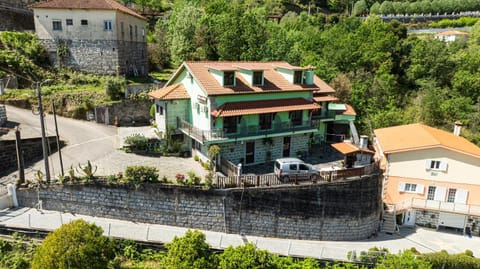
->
[[177, 118, 319, 143], [386, 198, 480, 216]]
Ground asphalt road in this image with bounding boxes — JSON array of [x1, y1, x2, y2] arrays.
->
[[1, 105, 118, 181]]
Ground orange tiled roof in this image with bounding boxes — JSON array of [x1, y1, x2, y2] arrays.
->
[[374, 123, 480, 159], [313, 95, 339, 102], [30, 0, 146, 20], [211, 98, 320, 117], [173, 61, 335, 96], [148, 84, 189, 100], [332, 142, 374, 155], [342, 104, 356, 116]]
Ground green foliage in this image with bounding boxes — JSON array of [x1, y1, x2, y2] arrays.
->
[[162, 230, 216, 269], [376, 249, 432, 269], [77, 160, 98, 180], [422, 249, 480, 269], [105, 77, 125, 101], [353, 0, 368, 16], [430, 17, 480, 28], [31, 219, 114, 269], [124, 134, 149, 150], [0, 234, 35, 269], [218, 243, 276, 269], [124, 165, 159, 183]]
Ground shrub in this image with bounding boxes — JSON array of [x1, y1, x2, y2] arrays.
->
[[186, 171, 201, 185], [105, 77, 125, 100], [124, 134, 149, 151], [31, 220, 114, 269], [162, 230, 215, 269], [124, 166, 159, 183], [194, 155, 199, 162]]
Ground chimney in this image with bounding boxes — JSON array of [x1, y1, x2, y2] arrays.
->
[[453, 121, 463, 136], [359, 135, 369, 149]]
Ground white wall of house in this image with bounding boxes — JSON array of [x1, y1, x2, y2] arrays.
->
[[33, 9, 145, 41], [387, 147, 480, 185], [275, 67, 294, 83]]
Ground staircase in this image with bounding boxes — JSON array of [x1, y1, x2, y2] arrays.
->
[[382, 211, 397, 235], [349, 120, 359, 145]]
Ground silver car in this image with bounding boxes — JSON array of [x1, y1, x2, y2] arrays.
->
[[274, 158, 319, 182]]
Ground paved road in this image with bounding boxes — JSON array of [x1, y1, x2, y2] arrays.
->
[[1, 105, 206, 182]]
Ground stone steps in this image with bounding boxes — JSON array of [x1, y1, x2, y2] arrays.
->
[[383, 212, 397, 235]]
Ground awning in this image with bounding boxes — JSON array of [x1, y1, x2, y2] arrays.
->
[[313, 95, 339, 102], [328, 103, 347, 110], [148, 83, 190, 100], [332, 142, 375, 155], [211, 98, 320, 117]]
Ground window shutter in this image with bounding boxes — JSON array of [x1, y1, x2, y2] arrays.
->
[[434, 186, 446, 201], [425, 160, 431, 169], [439, 161, 448, 172], [455, 189, 468, 204], [398, 182, 406, 192], [416, 184, 425, 194]]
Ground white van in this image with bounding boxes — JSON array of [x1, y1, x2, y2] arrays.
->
[[274, 158, 319, 182]]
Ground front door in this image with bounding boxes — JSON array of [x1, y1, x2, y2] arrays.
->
[[403, 210, 416, 226], [283, 137, 290, 157], [246, 141, 255, 164]]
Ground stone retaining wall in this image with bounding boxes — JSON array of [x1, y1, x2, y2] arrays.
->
[[0, 136, 60, 177], [17, 174, 383, 240]]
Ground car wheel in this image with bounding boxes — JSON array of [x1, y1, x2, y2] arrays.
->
[[310, 174, 319, 182], [281, 176, 290, 182]]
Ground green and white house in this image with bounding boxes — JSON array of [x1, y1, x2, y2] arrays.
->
[[149, 61, 356, 170]]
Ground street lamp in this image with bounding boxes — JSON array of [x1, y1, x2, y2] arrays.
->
[[37, 79, 53, 182]]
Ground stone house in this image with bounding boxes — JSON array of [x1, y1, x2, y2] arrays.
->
[[375, 122, 480, 235], [30, 0, 148, 76], [434, 30, 469, 43], [148, 61, 356, 168]]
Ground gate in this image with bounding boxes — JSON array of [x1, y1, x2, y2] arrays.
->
[[94, 106, 109, 124]]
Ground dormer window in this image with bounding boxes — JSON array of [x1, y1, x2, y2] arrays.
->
[[224, 71, 235, 86], [293, 71, 303, 84], [252, 71, 263, 86]]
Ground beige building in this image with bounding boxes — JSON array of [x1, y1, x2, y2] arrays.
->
[[31, 0, 147, 75], [375, 123, 480, 235]]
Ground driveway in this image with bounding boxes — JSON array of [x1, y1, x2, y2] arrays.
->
[[1, 105, 206, 182]]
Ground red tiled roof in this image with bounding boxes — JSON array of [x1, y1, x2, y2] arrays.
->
[[342, 104, 356, 116], [435, 30, 469, 36], [148, 84, 189, 100], [374, 123, 480, 159], [30, 0, 146, 20], [313, 95, 339, 102], [211, 98, 320, 117], [175, 61, 335, 96]]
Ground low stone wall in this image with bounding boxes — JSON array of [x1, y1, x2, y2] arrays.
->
[[17, 174, 383, 240], [0, 136, 60, 177]]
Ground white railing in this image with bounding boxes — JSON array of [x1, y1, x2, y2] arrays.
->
[[388, 198, 480, 216]]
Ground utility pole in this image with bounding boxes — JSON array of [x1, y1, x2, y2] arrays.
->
[[37, 80, 51, 182], [52, 101, 64, 176]]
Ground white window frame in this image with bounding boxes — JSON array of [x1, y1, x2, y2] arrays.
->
[[425, 159, 448, 172], [104, 20, 113, 31], [398, 182, 424, 194]]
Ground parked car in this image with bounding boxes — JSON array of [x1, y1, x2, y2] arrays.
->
[[274, 158, 319, 182]]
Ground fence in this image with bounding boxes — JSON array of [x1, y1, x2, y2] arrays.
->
[[215, 163, 379, 189], [0, 105, 6, 126], [388, 197, 480, 217], [219, 157, 239, 177]]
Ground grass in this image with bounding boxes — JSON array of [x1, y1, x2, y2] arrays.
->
[[149, 68, 175, 82]]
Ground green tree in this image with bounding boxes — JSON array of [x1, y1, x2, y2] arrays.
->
[[379, 1, 394, 15], [370, 2, 381, 14], [168, 4, 204, 66], [377, 250, 432, 269], [218, 243, 276, 269], [162, 230, 216, 269], [352, 0, 368, 16], [31, 219, 114, 269]]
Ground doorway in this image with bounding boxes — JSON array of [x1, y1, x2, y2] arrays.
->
[[283, 137, 290, 157], [246, 141, 255, 164], [403, 210, 416, 226]]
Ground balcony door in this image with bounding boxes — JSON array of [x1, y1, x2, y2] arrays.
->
[[282, 136, 290, 157], [246, 141, 255, 164]]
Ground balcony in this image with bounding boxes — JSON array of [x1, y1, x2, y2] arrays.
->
[[387, 198, 480, 216], [177, 118, 319, 143]]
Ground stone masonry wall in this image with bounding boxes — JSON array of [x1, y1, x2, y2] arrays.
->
[[0, 136, 59, 177], [40, 39, 147, 76], [17, 173, 383, 240]]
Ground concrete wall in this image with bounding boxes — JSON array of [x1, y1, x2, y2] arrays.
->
[[104, 100, 151, 126], [0, 136, 60, 177], [17, 173, 383, 240]]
